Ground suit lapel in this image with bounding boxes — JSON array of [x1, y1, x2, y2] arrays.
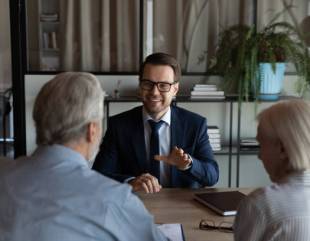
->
[[170, 107, 184, 186], [132, 107, 148, 172], [170, 106, 183, 149]]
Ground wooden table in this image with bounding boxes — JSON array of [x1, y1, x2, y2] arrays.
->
[[138, 188, 251, 241]]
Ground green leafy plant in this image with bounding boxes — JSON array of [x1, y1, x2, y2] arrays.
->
[[208, 20, 310, 102]]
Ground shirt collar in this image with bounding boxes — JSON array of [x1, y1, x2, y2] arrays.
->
[[279, 170, 310, 185], [142, 106, 171, 126], [33, 144, 89, 167]]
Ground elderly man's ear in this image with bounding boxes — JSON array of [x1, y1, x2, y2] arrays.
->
[[86, 122, 98, 143]]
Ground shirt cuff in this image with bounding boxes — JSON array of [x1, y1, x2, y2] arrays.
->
[[124, 177, 135, 183], [178, 154, 193, 171]]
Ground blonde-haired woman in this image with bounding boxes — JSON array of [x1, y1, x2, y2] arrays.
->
[[234, 99, 310, 241]]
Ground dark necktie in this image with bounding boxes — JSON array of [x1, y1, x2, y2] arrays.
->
[[148, 120, 164, 180]]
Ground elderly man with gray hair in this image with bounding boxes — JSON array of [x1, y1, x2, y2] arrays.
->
[[0, 72, 167, 241]]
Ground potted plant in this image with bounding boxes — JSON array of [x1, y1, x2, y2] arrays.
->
[[208, 21, 310, 102]]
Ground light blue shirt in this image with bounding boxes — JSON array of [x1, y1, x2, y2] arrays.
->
[[0, 145, 167, 241], [143, 107, 171, 186]]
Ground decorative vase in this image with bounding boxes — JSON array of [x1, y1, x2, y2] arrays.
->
[[258, 63, 286, 100]]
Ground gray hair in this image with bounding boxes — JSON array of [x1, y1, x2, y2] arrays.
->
[[33, 72, 104, 145], [257, 99, 310, 171]]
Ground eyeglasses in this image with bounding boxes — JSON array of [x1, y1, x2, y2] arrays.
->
[[199, 219, 233, 233], [140, 79, 177, 92]]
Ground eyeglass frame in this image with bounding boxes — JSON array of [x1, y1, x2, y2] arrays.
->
[[199, 219, 233, 233], [139, 79, 178, 92]]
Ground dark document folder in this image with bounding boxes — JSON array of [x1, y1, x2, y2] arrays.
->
[[194, 191, 246, 216]]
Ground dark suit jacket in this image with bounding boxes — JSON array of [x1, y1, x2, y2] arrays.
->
[[93, 106, 219, 188]]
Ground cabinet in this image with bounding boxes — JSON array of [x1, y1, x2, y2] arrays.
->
[[104, 95, 298, 188], [38, 0, 60, 70]]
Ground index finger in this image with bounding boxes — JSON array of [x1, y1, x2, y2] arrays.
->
[[154, 155, 168, 162]]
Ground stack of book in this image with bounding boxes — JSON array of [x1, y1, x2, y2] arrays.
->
[[40, 13, 59, 22], [208, 126, 221, 151], [240, 138, 259, 151], [190, 84, 225, 99]]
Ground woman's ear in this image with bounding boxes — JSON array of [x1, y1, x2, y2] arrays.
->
[[279, 141, 289, 164]]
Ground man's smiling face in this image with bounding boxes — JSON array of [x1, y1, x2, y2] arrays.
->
[[139, 64, 179, 120]]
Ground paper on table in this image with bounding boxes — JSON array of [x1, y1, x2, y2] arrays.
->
[[157, 223, 185, 241]]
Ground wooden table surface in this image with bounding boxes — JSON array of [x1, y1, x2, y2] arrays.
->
[[138, 188, 252, 241]]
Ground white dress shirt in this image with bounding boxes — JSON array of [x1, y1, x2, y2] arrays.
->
[[143, 107, 171, 186], [0, 145, 167, 241], [234, 171, 310, 241]]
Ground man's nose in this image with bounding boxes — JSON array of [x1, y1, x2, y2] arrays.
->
[[150, 84, 161, 94]]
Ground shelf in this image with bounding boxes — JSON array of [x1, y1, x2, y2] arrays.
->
[[105, 95, 299, 104], [239, 148, 259, 155], [176, 95, 235, 102], [40, 21, 59, 24], [40, 48, 60, 54], [213, 146, 232, 155], [105, 95, 237, 103]]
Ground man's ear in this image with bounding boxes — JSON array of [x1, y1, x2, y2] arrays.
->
[[86, 122, 97, 143], [173, 82, 179, 96]]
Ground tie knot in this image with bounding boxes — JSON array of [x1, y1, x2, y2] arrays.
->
[[148, 120, 164, 132]]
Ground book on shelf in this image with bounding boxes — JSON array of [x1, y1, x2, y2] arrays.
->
[[240, 138, 259, 146], [190, 95, 225, 100], [240, 146, 259, 151], [194, 84, 217, 88], [190, 84, 225, 99], [210, 143, 221, 149], [193, 86, 217, 91], [240, 138, 259, 151], [208, 133, 220, 138], [209, 138, 221, 144], [50, 32, 58, 49], [207, 126, 220, 134], [40, 13, 59, 22], [212, 147, 222, 151], [42, 32, 59, 50], [43, 32, 49, 49], [190, 90, 224, 96]]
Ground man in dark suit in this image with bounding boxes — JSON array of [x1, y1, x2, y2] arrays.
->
[[93, 53, 219, 193]]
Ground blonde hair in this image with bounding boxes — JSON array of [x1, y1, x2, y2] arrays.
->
[[257, 99, 310, 171], [33, 72, 104, 145]]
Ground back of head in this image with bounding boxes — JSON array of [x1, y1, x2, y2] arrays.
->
[[257, 99, 310, 171], [33, 72, 104, 145], [139, 52, 181, 82]]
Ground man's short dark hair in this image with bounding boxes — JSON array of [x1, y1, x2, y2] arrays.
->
[[139, 52, 181, 82]]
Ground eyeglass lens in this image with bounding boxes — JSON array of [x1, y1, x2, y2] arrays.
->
[[140, 80, 173, 92], [199, 220, 233, 232]]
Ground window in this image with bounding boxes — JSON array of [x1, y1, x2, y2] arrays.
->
[[150, 0, 253, 73], [27, 0, 140, 72], [26, 0, 310, 73]]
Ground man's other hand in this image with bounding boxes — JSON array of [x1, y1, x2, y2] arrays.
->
[[128, 173, 161, 193]]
